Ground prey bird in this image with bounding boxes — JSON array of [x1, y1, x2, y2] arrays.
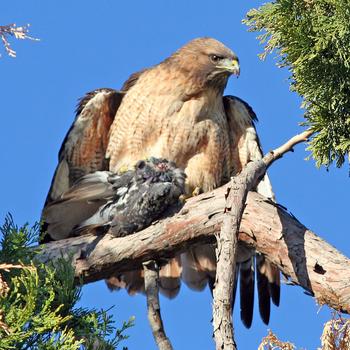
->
[[42, 158, 186, 239]]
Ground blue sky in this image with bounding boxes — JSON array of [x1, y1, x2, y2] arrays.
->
[[1, 1, 349, 349]]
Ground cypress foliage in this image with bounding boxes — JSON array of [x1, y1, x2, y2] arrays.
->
[[0, 215, 133, 350], [245, 0, 350, 168]]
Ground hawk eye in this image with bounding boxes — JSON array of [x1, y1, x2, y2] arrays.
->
[[210, 54, 223, 64]]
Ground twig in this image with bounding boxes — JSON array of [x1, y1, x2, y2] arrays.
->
[[0, 23, 39, 58], [143, 261, 173, 350], [258, 330, 295, 350], [212, 129, 314, 349], [263, 129, 314, 166]]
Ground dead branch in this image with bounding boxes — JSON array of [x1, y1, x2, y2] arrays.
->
[[212, 162, 265, 350], [263, 129, 314, 166], [320, 313, 350, 350], [143, 261, 173, 350], [36, 185, 350, 315], [212, 184, 238, 350], [258, 330, 295, 350], [212, 129, 314, 349], [0, 23, 38, 58]]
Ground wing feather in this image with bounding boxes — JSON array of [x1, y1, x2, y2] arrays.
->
[[44, 88, 124, 207]]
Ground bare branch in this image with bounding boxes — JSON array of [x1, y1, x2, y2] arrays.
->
[[36, 187, 350, 314], [212, 129, 315, 349], [0, 23, 39, 58], [320, 313, 350, 350], [143, 261, 173, 350], [212, 163, 262, 349], [258, 330, 295, 350], [263, 129, 315, 167]]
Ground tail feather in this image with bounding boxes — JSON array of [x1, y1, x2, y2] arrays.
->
[[159, 257, 182, 299], [266, 261, 281, 307], [239, 257, 255, 328], [106, 270, 145, 295], [256, 254, 271, 325], [180, 245, 216, 291], [106, 258, 182, 298], [257, 256, 281, 307], [180, 251, 208, 291]]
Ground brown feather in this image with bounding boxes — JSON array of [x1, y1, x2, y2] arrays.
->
[[42, 38, 280, 327], [44, 89, 124, 207]]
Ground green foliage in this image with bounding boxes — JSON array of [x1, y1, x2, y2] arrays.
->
[[245, 0, 350, 168], [0, 215, 133, 350]]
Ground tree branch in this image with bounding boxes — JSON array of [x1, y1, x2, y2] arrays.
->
[[263, 129, 315, 166], [212, 128, 315, 349], [143, 261, 173, 350], [0, 24, 38, 58], [37, 186, 350, 315]]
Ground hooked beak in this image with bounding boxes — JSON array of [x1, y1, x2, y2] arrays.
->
[[216, 58, 240, 76]]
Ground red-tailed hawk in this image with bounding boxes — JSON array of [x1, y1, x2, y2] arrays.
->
[[42, 37, 280, 328]]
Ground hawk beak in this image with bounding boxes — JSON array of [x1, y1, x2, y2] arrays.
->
[[217, 58, 240, 76]]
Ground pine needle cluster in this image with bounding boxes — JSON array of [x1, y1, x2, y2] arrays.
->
[[0, 215, 133, 350], [245, 0, 350, 168]]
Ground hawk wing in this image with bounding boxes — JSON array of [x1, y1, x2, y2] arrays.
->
[[44, 88, 124, 207], [44, 70, 147, 208], [223, 95, 275, 199]]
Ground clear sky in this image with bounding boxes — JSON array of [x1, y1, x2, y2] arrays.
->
[[1, 1, 349, 349]]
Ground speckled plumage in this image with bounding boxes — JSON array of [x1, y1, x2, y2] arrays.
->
[[42, 158, 185, 239]]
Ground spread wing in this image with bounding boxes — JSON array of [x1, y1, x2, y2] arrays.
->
[[44, 68, 147, 208], [44, 88, 124, 207]]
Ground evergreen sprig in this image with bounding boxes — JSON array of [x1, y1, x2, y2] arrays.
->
[[0, 215, 133, 350], [245, 0, 350, 168]]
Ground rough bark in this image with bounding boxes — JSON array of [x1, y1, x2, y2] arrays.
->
[[212, 129, 315, 349], [143, 261, 173, 350], [212, 160, 267, 350], [37, 186, 350, 314], [212, 185, 238, 350]]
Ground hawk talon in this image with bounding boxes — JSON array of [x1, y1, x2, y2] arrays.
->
[[192, 187, 201, 197], [179, 187, 202, 203], [117, 165, 130, 174]]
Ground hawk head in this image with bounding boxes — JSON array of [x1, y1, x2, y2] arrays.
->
[[166, 37, 240, 91]]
